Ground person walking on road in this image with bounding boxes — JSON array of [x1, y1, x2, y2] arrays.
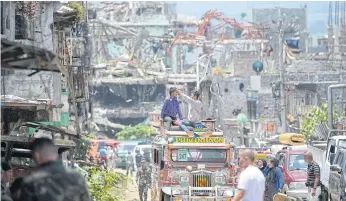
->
[[126, 151, 135, 176], [136, 160, 151, 201], [160, 87, 183, 130], [106, 146, 114, 170], [135, 151, 143, 169], [264, 158, 284, 201], [19, 138, 90, 201], [233, 149, 265, 201], [304, 151, 321, 201]]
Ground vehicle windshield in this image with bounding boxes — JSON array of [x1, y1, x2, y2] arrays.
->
[[119, 144, 136, 152], [338, 139, 346, 147], [11, 157, 35, 167], [142, 147, 151, 153], [288, 154, 308, 171], [171, 149, 227, 162]]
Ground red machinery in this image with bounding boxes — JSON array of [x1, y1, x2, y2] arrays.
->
[[171, 9, 267, 45]]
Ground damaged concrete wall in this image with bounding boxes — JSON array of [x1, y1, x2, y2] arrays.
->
[[252, 7, 308, 54], [206, 77, 249, 120], [93, 83, 166, 126], [1, 2, 62, 122]]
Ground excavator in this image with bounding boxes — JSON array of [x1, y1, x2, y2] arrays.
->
[[171, 9, 268, 45]]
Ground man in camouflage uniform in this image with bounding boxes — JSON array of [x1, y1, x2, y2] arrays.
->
[[136, 159, 151, 201], [19, 138, 91, 201]]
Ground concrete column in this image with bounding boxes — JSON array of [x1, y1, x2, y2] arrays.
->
[[171, 45, 178, 73]]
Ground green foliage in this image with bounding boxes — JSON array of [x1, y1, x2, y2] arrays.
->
[[68, 2, 85, 22], [301, 102, 339, 139], [241, 12, 247, 19], [116, 125, 156, 140], [81, 166, 129, 201], [73, 133, 96, 161]]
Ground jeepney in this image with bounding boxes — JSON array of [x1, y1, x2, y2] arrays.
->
[[150, 119, 236, 201], [1, 122, 77, 182]]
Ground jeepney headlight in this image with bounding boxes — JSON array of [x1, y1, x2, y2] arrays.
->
[[180, 176, 189, 183], [214, 176, 226, 184]]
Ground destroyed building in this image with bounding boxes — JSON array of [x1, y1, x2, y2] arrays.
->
[[87, 2, 177, 135], [1, 2, 75, 137], [87, 2, 277, 143]]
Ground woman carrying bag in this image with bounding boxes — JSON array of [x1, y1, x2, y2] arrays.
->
[[265, 158, 284, 201]]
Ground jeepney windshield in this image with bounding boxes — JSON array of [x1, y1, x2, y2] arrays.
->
[[171, 149, 227, 162]]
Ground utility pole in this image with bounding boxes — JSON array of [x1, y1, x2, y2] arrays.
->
[[82, 1, 91, 123], [279, 20, 287, 133]]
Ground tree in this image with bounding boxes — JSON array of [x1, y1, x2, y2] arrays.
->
[[301, 102, 338, 139], [116, 125, 156, 140]]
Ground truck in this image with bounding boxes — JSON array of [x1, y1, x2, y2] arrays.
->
[[306, 84, 346, 201], [150, 118, 236, 201], [308, 134, 346, 201], [329, 142, 346, 201]]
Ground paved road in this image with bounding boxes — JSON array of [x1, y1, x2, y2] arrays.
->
[[115, 168, 151, 201]]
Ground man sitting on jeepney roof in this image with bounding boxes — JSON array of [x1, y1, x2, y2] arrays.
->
[[160, 87, 183, 130], [177, 89, 204, 132]]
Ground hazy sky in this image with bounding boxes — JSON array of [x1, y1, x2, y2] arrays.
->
[[176, 1, 330, 34]]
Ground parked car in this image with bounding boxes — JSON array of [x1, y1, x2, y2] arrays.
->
[[276, 146, 308, 201], [115, 141, 138, 169]]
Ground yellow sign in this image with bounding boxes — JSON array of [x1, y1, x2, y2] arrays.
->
[[174, 137, 225, 143], [255, 153, 268, 162]]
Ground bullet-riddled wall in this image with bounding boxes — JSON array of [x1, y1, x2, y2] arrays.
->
[[1, 2, 62, 122]]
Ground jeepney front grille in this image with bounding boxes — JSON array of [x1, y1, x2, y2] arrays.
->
[[192, 172, 213, 195]]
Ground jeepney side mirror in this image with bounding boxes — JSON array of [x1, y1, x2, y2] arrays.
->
[[330, 153, 336, 164], [330, 165, 342, 173]]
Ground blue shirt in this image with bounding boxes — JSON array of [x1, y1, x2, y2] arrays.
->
[[161, 97, 183, 120], [274, 167, 284, 192]]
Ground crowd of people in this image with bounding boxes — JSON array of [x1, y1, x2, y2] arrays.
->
[[98, 145, 117, 170], [233, 149, 321, 201]]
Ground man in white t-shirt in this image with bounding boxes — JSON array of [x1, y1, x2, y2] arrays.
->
[[233, 149, 265, 201]]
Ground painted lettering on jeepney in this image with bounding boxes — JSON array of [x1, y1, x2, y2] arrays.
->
[[173, 137, 225, 143]]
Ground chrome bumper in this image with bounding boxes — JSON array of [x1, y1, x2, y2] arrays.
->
[[163, 186, 234, 200], [286, 188, 308, 199]]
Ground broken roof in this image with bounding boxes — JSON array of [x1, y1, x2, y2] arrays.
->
[[1, 39, 63, 73]]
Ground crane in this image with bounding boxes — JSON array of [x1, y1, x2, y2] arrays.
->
[[171, 9, 267, 45]]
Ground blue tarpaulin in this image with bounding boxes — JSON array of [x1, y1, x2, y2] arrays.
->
[[285, 39, 299, 49]]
